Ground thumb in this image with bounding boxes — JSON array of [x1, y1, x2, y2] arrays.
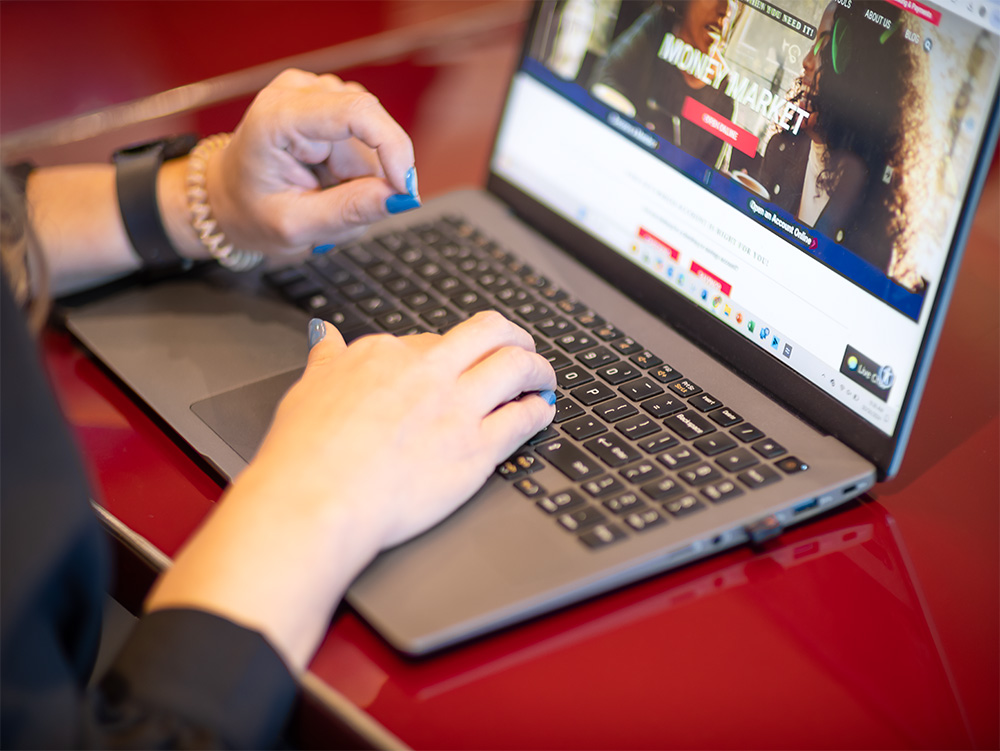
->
[[306, 318, 347, 365], [305, 176, 421, 241]]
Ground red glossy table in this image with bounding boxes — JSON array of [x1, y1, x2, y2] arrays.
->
[[29, 10, 999, 750]]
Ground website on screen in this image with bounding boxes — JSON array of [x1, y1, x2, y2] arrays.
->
[[493, 0, 999, 434]]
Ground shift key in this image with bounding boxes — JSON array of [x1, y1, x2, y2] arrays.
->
[[537, 439, 602, 481]]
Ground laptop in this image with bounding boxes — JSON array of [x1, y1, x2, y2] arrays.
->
[[62, 0, 1000, 655]]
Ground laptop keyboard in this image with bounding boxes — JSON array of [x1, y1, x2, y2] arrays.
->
[[263, 215, 809, 550]]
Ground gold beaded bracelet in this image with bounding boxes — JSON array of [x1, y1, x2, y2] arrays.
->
[[185, 133, 264, 272]]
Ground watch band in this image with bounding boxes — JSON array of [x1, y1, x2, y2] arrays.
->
[[113, 134, 198, 274]]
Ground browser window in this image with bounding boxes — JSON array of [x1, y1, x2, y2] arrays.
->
[[493, 0, 1000, 435]]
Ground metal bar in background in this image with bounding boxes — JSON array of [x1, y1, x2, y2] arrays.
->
[[1, 2, 526, 161]]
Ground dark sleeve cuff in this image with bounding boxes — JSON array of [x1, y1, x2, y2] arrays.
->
[[94, 608, 298, 749]]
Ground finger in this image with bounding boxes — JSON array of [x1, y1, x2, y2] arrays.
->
[[327, 138, 385, 181], [280, 89, 414, 194], [435, 311, 537, 372], [458, 346, 556, 416], [479, 395, 557, 463], [305, 319, 347, 366], [279, 176, 406, 243]]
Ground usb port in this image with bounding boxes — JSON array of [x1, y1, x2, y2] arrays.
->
[[792, 498, 819, 516]]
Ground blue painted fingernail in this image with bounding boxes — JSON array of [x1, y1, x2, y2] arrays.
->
[[308, 318, 327, 349], [405, 166, 419, 197], [385, 193, 421, 214], [313, 243, 336, 255], [539, 389, 557, 405]]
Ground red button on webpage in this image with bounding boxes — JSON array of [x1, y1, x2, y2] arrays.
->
[[681, 97, 759, 158]]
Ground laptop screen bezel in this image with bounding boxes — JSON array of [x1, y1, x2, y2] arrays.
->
[[486, 2, 1000, 480]]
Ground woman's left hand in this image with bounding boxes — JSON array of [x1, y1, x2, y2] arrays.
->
[[206, 68, 419, 259]]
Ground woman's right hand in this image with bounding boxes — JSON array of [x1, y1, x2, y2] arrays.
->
[[146, 311, 556, 670]]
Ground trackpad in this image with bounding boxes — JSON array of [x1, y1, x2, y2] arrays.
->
[[190, 368, 303, 463]]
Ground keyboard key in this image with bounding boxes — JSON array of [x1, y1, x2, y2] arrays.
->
[[603, 492, 645, 514], [668, 378, 702, 397], [657, 446, 698, 470], [321, 306, 366, 332], [630, 350, 663, 369], [537, 440, 603, 481], [592, 397, 639, 423], [421, 307, 462, 329], [663, 494, 705, 517], [614, 415, 660, 440], [558, 507, 606, 532], [536, 488, 586, 514], [678, 462, 724, 486], [357, 296, 394, 315], [638, 433, 679, 453], [557, 366, 594, 390], [545, 350, 574, 371], [403, 291, 441, 312], [715, 448, 759, 472], [535, 317, 575, 338], [341, 281, 376, 301], [641, 476, 686, 502], [452, 290, 490, 311], [596, 363, 640, 384], [571, 382, 617, 406], [619, 377, 664, 402], [709, 407, 743, 426], [692, 433, 738, 456], [648, 364, 683, 383], [619, 460, 663, 484], [583, 434, 641, 467], [641, 393, 686, 419], [624, 508, 666, 532], [664, 411, 717, 440], [556, 299, 587, 316], [578, 523, 628, 548], [375, 310, 416, 332], [383, 276, 421, 297], [688, 393, 723, 412], [594, 324, 624, 342], [731, 423, 766, 442], [701, 480, 745, 504], [515, 302, 554, 322], [582, 474, 626, 498], [611, 337, 643, 356], [752, 438, 787, 458], [553, 397, 585, 423], [563, 415, 608, 440], [514, 477, 546, 498], [556, 332, 598, 353], [576, 346, 618, 369], [575, 310, 605, 328], [527, 426, 560, 445], [738, 465, 782, 489]]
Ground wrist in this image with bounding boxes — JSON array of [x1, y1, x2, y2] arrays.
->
[[113, 135, 200, 275], [157, 157, 213, 261]]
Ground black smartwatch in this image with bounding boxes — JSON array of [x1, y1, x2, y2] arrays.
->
[[113, 134, 199, 275]]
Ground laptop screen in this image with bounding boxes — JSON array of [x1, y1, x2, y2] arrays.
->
[[490, 0, 999, 469]]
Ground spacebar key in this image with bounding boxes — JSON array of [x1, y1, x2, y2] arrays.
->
[[536, 439, 602, 481]]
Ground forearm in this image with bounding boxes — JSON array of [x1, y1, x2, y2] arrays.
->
[[26, 158, 211, 296], [144, 462, 381, 673]]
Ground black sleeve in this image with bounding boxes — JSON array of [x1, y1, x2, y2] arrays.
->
[[87, 609, 298, 750], [1, 276, 297, 748]]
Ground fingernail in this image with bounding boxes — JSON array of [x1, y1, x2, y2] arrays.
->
[[539, 389, 557, 406], [313, 243, 336, 255], [308, 318, 327, 349], [385, 193, 421, 215], [405, 166, 419, 197]]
